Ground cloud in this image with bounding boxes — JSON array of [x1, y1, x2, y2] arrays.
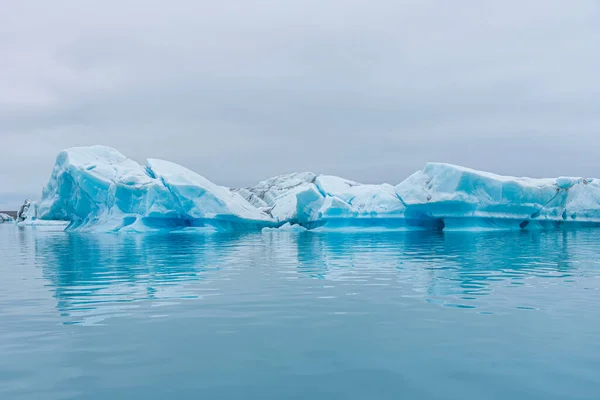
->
[[1, 0, 600, 208]]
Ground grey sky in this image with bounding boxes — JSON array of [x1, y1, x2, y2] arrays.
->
[[1, 0, 599, 209]]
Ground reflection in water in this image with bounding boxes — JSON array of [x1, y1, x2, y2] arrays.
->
[[19, 228, 600, 324], [3, 224, 600, 400], [32, 232, 258, 323]]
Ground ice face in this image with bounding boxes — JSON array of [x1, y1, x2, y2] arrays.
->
[[316, 176, 405, 217], [234, 172, 317, 207], [15, 199, 36, 223], [37, 146, 275, 232], [236, 163, 600, 231], [236, 173, 408, 229], [146, 158, 274, 226], [261, 222, 308, 233], [31, 146, 600, 232], [0, 213, 14, 223], [234, 172, 322, 223], [395, 163, 600, 229]]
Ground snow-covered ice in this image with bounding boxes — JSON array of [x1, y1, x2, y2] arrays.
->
[[28, 146, 600, 232]]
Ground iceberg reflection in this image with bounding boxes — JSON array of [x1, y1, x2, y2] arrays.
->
[[28, 229, 599, 324]]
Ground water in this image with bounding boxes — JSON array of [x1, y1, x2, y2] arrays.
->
[[1, 225, 600, 400]]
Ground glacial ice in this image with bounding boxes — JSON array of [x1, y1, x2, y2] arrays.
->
[[396, 163, 600, 230], [235, 173, 406, 229], [16, 199, 36, 223], [28, 146, 600, 232], [36, 146, 275, 232], [0, 213, 13, 223], [261, 222, 308, 233]]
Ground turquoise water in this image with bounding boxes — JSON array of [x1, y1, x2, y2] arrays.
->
[[1, 225, 599, 399]]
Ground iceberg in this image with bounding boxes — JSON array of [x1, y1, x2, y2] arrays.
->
[[235, 172, 323, 224], [36, 146, 276, 232], [0, 213, 14, 223], [16, 199, 36, 223], [29, 146, 600, 232], [229, 162, 600, 231], [396, 163, 600, 230], [12, 199, 66, 228], [261, 222, 308, 233], [236, 173, 406, 229]]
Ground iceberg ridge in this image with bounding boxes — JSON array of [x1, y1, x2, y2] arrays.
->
[[28, 146, 600, 232]]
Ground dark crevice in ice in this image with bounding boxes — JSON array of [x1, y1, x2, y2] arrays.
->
[[530, 187, 566, 219]]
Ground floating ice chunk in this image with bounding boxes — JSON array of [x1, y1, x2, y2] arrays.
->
[[316, 176, 405, 217], [240, 173, 406, 228], [146, 158, 272, 223], [396, 163, 600, 229], [237, 172, 317, 206], [261, 222, 307, 232], [0, 213, 14, 223], [15, 199, 37, 223], [18, 219, 70, 229], [237, 172, 325, 224], [13, 199, 68, 228]]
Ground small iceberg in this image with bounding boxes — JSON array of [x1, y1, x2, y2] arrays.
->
[[0, 213, 14, 223], [262, 223, 307, 233]]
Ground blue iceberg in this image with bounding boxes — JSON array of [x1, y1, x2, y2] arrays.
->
[[31, 146, 600, 232], [236, 173, 408, 230], [396, 163, 600, 230], [37, 146, 276, 232]]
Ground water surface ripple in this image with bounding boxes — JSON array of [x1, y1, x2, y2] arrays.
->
[[1, 225, 599, 399]]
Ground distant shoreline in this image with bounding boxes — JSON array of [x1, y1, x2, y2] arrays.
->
[[0, 211, 17, 218]]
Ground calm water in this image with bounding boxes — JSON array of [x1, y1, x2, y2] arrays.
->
[[1, 225, 600, 400]]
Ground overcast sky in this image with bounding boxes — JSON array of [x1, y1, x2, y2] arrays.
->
[[1, 0, 599, 209]]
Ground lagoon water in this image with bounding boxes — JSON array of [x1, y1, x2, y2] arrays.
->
[[1, 224, 599, 399]]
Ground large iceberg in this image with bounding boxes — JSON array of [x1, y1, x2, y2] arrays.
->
[[396, 163, 600, 230], [231, 163, 600, 231], [29, 146, 600, 232], [36, 146, 276, 232]]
